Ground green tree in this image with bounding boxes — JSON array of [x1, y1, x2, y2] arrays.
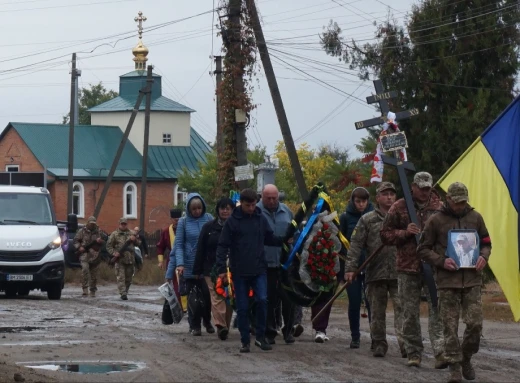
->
[[321, 0, 520, 180], [63, 82, 118, 125]]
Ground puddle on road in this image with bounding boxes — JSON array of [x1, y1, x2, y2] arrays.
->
[[23, 361, 145, 374]]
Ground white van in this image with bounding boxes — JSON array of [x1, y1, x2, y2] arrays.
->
[[0, 185, 65, 299]]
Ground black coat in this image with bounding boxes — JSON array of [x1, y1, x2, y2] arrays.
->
[[216, 206, 282, 278], [192, 219, 224, 277]]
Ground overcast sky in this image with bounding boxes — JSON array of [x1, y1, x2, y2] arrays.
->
[[0, 0, 417, 159]]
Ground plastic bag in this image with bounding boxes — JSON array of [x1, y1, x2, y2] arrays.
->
[[134, 247, 143, 268], [158, 282, 183, 324], [161, 299, 174, 325]]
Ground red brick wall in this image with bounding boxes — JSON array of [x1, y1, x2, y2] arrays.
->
[[50, 180, 175, 234], [1, 126, 175, 234]]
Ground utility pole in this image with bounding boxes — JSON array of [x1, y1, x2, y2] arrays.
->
[[246, 0, 308, 199], [228, 0, 248, 189], [214, 55, 224, 162], [93, 78, 151, 219], [67, 53, 81, 215], [139, 65, 154, 232]]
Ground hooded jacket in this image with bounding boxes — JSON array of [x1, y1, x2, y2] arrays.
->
[[216, 205, 283, 278], [257, 200, 294, 268], [340, 188, 374, 267], [174, 193, 213, 279], [417, 204, 491, 289]]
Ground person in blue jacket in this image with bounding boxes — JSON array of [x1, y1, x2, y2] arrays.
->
[[216, 188, 289, 353], [340, 187, 374, 348], [169, 193, 213, 336]]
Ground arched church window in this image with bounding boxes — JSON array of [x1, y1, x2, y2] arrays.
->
[[72, 182, 85, 218], [124, 182, 137, 218]]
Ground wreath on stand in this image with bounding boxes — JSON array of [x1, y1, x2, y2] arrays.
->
[[279, 183, 350, 307]]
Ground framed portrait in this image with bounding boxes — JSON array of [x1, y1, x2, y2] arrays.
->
[[446, 229, 480, 269]]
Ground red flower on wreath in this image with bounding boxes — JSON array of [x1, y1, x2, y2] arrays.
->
[[305, 225, 338, 292]]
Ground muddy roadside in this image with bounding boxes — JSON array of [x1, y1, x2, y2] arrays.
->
[[0, 285, 519, 382]]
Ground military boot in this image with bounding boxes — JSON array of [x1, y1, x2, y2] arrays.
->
[[448, 363, 462, 383], [82, 288, 88, 297], [407, 354, 421, 367], [89, 291, 96, 298], [461, 355, 475, 381], [435, 354, 449, 369]]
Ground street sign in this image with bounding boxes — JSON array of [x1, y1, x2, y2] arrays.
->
[[380, 131, 408, 152], [234, 164, 254, 182]]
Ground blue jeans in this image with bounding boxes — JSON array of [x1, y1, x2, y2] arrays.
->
[[346, 273, 371, 340], [234, 273, 267, 345]]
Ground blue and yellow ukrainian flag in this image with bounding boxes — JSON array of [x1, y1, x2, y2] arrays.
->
[[437, 96, 520, 322]]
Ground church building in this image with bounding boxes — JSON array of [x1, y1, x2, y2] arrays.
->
[[0, 12, 211, 232]]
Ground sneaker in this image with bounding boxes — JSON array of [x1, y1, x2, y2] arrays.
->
[[191, 328, 202, 336], [314, 331, 329, 343], [435, 354, 449, 370], [350, 339, 360, 349], [461, 358, 475, 381], [121, 295, 128, 301], [217, 326, 229, 341], [240, 343, 250, 353], [407, 355, 421, 367], [205, 324, 216, 334], [373, 345, 386, 357], [255, 338, 272, 351], [293, 324, 304, 338], [448, 363, 462, 383]]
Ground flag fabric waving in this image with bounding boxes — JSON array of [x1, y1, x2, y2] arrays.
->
[[437, 95, 520, 322]]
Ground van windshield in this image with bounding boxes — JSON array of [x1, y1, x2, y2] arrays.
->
[[0, 193, 54, 225]]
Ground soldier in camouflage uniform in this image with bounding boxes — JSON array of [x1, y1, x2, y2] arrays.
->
[[418, 182, 491, 383], [381, 172, 446, 369], [73, 216, 105, 297], [345, 182, 404, 358], [106, 217, 140, 300]]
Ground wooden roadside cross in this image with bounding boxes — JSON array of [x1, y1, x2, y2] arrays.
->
[[354, 79, 438, 307], [354, 79, 419, 130]]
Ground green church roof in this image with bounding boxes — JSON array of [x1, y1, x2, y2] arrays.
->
[[148, 128, 212, 178], [88, 70, 194, 113], [3, 122, 208, 180]]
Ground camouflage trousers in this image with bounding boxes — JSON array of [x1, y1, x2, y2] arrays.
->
[[439, 286, 482, 364], [398, 273, 444, 358], [366, 279, 404, 355], [115, 263, 135, 296], [80, 260, 99, 292]]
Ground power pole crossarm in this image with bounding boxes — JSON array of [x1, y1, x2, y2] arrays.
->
[[245, 0, 308, 199]]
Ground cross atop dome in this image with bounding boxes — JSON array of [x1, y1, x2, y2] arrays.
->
[[132, 11, 149, 71]]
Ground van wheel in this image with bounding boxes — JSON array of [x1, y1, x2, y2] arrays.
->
[[47, 283, 62, 300], [5, 286, 17, 298], [17, 287, 30, 296]]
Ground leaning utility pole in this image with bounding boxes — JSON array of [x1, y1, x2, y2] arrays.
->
[[246, 0, 308, 199], [67, 53, 81, 214], [93, 74, 152, 219], [228, 0, 248, 189], [139, 65, 154, 232], [214, 55, 224, 161]]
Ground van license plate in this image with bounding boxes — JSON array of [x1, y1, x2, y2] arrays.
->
[[7, 275, 33, 281]]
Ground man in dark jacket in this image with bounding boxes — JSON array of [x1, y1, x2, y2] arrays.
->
[[381, 171, 446, 368], [216, 188, 287, 353], [418, 182, 491, 383], [340, 187, 374, 348]]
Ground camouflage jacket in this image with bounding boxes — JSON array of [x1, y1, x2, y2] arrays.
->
[[73, 227, 104, 264], [381, 196, 441, 274], [106, 229, 140, 265], [346, 207, 397, 283], [418, 204, 491, 289]]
